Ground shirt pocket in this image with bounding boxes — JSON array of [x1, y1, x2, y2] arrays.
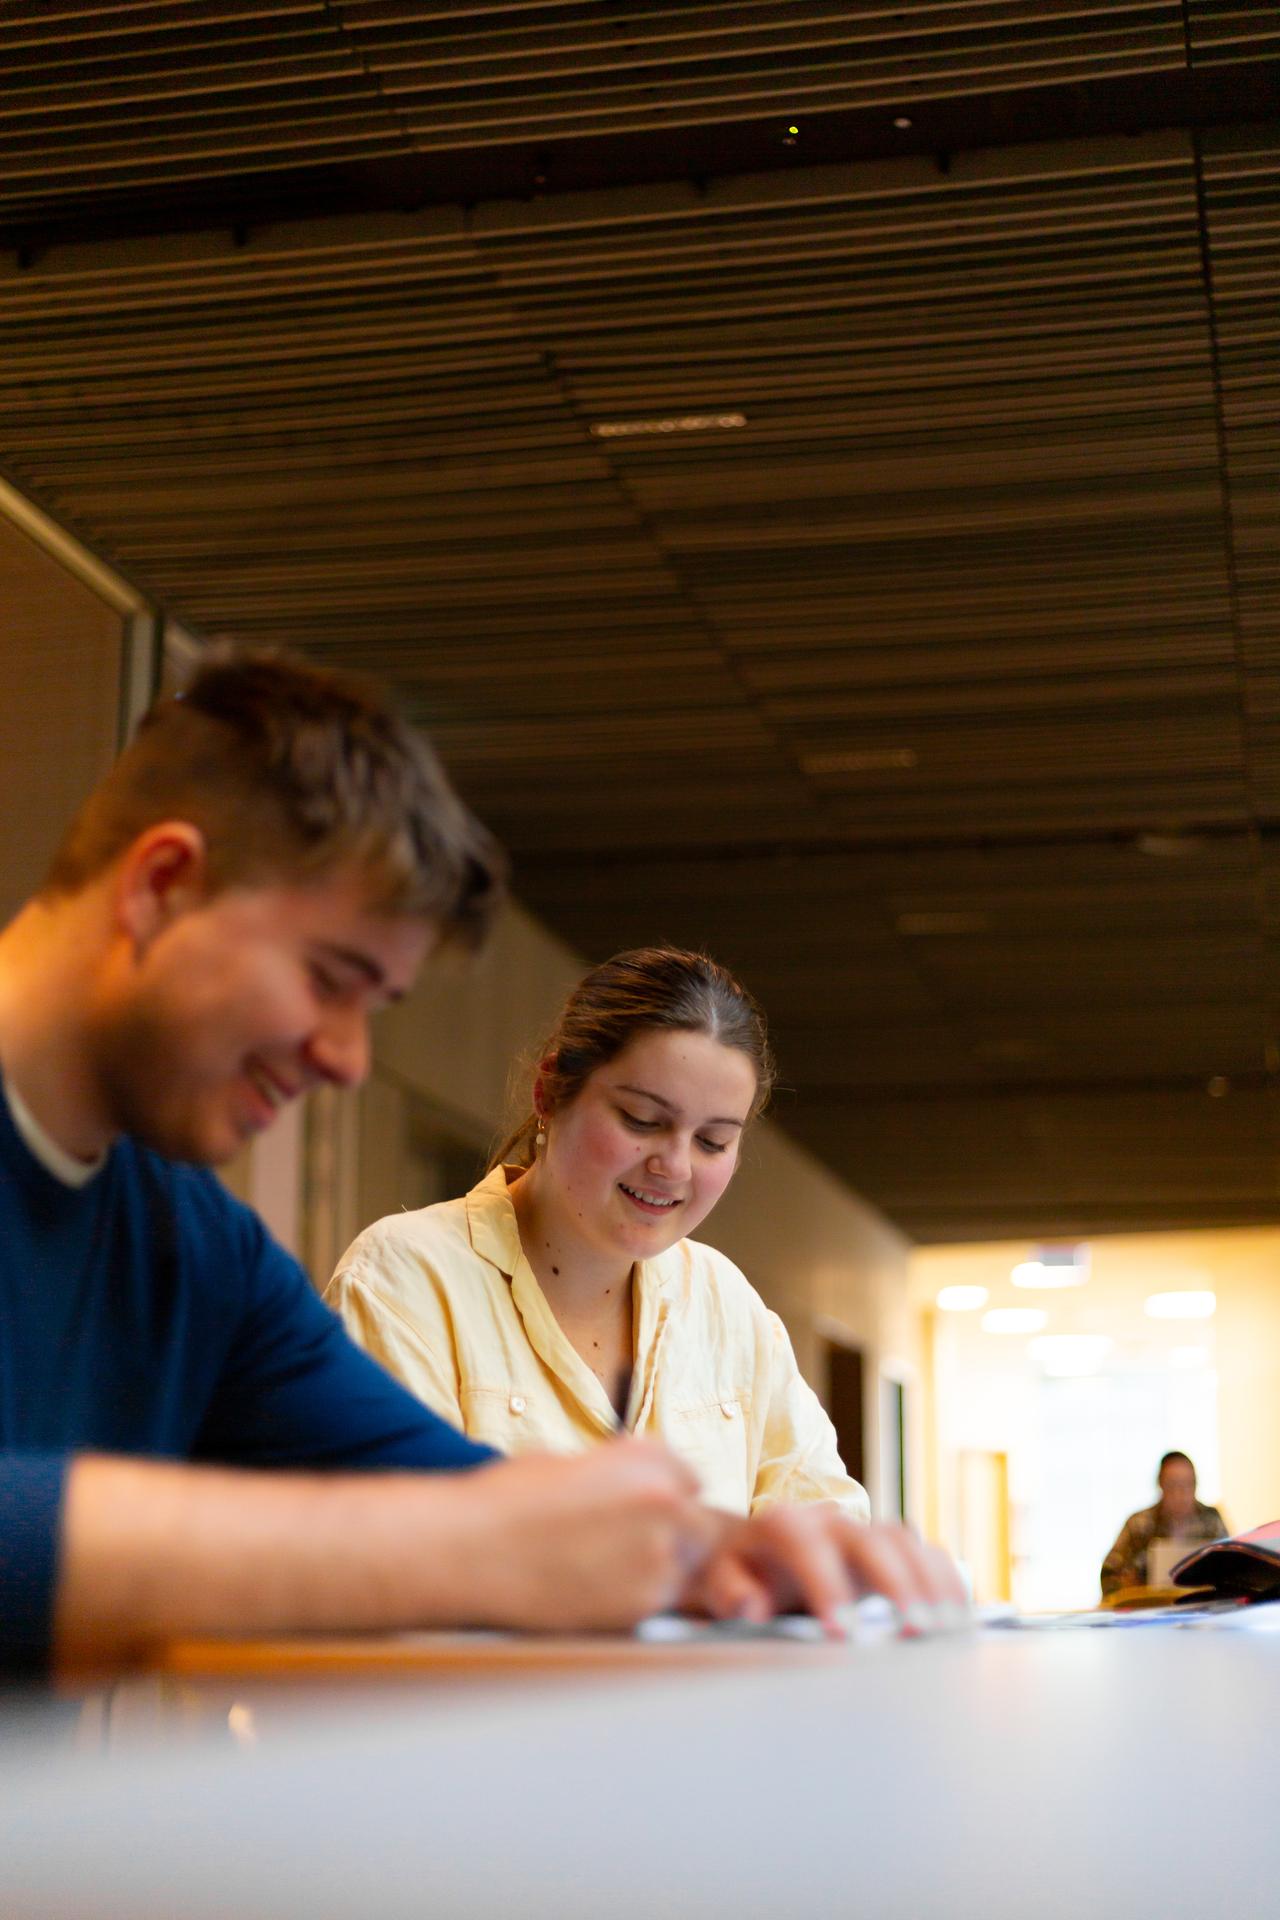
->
[[666, 1394, 753, 1516], [460, 1383, 580, 1459]]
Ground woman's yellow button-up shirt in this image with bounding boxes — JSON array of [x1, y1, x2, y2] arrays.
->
[[326, 1166, 868, 1520]]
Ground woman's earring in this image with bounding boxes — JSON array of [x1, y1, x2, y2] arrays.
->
[[534, 1115, 547, 1152]]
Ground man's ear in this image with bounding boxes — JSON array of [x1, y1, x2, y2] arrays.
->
[[115, 823, 210, 953]]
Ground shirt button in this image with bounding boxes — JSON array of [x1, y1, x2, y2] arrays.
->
[[720, 1401, 737, 1419], [509, 1395, 526, 1415]]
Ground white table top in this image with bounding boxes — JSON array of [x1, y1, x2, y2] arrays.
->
[[2, 1623, 1275, 1918]]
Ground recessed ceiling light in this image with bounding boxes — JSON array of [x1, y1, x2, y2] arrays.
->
[[1011, 1262, 1056, 1289], [936, 1285, 988, 1312], [1029, 1335, 1112, 1378], [1135, 832, 1202, 858], [1012, 1245, 1089, 1289], [982, 1307, 1048, 1335], [589, 413, 746, 437], [1145, 1290, 1216, 1320], [802, 747, 918, 775]]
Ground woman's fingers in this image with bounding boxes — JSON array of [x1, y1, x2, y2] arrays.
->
[[683, 1506, 971, 1637], [832, 1521, 970, 1627], [688, 1550, 773, 1624]]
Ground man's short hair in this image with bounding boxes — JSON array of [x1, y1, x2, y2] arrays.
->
[[43, 647, 505, 947], [1158, 1450, 1194, 1476]]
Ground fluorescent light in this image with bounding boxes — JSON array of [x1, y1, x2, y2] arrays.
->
[[895, 910, 988, 936], [936, 1285, 988, 1312], [1011, 1262, 1086, 1290], [1029, 1335, 1112, 1378], [590, 413, 746, 437], [1134, 832, 1201, 858], [804, 748, 919, 776], [982, 1307, 1048, 1335], [1144, 1290, 1216, 1321], [1013, 1245, 1088, 1288], [1168, 1345, 1210, 1370]]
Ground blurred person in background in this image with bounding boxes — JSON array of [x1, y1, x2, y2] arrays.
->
[[1100, 1451, 1228, 1596]]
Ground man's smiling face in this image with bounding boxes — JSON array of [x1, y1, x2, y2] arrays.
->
[[91, 863, 432, 1166]]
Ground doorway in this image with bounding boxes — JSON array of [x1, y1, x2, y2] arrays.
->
[[823, 1340, 867, 1489]]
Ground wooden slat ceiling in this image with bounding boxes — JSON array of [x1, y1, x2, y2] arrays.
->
[[0, 3, 1278, 1239]]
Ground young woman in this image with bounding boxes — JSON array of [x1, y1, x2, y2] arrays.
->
[[327, 948, 867, 1519]]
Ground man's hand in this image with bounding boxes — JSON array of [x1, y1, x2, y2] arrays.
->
[[680, 1504, 969, 1636], [455, 1440, 707, 1632]]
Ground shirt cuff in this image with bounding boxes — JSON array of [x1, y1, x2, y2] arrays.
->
[[0, 1451, 69, 1672]]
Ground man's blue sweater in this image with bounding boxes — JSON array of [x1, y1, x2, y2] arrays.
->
[[0, 1093, 492, 1669]]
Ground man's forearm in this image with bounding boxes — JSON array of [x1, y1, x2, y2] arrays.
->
[[54, 1454, 495, 1667], [53, 1443, 705, 1671]]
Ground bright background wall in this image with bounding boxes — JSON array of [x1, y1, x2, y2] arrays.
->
[[914, 1230, 1280, 1607]]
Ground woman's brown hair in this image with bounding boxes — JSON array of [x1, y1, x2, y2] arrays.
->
[[492, 946, 775, 1170]]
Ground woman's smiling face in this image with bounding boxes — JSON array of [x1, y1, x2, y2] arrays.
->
[[540, 1026, 758, 1263]]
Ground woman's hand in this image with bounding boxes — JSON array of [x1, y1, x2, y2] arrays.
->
[[680, 1504, 969, 1637]]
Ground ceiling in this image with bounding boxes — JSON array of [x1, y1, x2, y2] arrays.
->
[[1, 2, 1278, 1240]]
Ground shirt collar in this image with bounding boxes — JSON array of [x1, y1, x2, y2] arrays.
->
[[464, 1163, 677, 1438], [3, 1077, 107, 1189], [464, 1162, 526, 1275]]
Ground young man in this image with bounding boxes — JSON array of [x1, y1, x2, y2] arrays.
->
[[0, 649, 960, 1672]]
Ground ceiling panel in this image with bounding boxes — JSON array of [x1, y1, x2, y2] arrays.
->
[[0, 8, 1276, 1237]]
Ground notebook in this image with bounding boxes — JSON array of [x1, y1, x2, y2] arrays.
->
[[1172, 1521, 1280, 1600]]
